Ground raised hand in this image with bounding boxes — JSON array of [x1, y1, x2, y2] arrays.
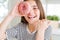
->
[[36, 19, 51, 32]]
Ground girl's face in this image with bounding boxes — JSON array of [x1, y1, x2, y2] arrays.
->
[[24, 1, 40, 24]]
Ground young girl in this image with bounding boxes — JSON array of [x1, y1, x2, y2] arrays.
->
[[0, 0, 52, 40]]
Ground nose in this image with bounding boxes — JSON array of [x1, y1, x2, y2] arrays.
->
[[28, 8, 35, 17]]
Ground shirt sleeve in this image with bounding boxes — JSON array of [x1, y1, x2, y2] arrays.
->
[[44, 26, 52, 40], [6, 27, 18, 40]]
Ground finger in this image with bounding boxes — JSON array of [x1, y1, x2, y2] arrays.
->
[[47, 20, 52, 26]]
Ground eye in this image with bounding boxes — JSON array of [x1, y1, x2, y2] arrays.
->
[[33, 7, 38, 10]]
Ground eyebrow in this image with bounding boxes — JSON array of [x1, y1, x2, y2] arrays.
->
[[33, 5, 38, 7]]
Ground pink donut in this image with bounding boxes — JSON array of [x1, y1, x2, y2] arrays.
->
[[18, 2, 31, 15]]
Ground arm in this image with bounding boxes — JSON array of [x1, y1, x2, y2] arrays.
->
[[36, 20, 51, 40], [0, 13, 15, 40], [36, 26, 52, 40], [36, 30, 45, 40], [0, 12, 15, 32], [0, 2, 21, 40]]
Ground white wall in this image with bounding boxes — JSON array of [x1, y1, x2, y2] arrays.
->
[[46, 0, 60, 17], [47, 0, 60, 4]]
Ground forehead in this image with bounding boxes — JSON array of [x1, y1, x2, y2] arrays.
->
[[26, 1, 37, 6]]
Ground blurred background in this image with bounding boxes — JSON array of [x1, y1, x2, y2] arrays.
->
[[0, 0, 60, 40]]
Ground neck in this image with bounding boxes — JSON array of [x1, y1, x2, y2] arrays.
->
[[28, 24, 36, 33], [28, 20, 39, 33]]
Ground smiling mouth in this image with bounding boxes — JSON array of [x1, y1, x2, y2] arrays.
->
[[28, 15, 37, 19]]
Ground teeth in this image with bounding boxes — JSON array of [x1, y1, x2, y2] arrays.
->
[[28, 15, 37, 19]]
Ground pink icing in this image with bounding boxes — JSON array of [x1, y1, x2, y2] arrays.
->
[[18, 2, 31, 16]]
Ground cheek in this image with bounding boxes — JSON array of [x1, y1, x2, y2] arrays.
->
[[35, 10, 40, 16], [36, 11, 40, 19]]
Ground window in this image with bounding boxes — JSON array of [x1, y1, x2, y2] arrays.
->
[[0, 0, 8, 23], [47, 4, 60, 18]]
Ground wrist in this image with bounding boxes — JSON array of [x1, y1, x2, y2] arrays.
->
[[37, 29, 45, 33], [36, 29, 45, 40], [9, 12, 16, 18]]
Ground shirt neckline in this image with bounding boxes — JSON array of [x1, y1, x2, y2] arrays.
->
[[26, 25, 37, 35]]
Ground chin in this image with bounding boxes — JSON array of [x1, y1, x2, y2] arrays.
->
[[28, 20, 37, 24], [28, 21, 33, 24]]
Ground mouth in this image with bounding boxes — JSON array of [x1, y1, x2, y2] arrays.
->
[[28, 15, 37, 19]]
